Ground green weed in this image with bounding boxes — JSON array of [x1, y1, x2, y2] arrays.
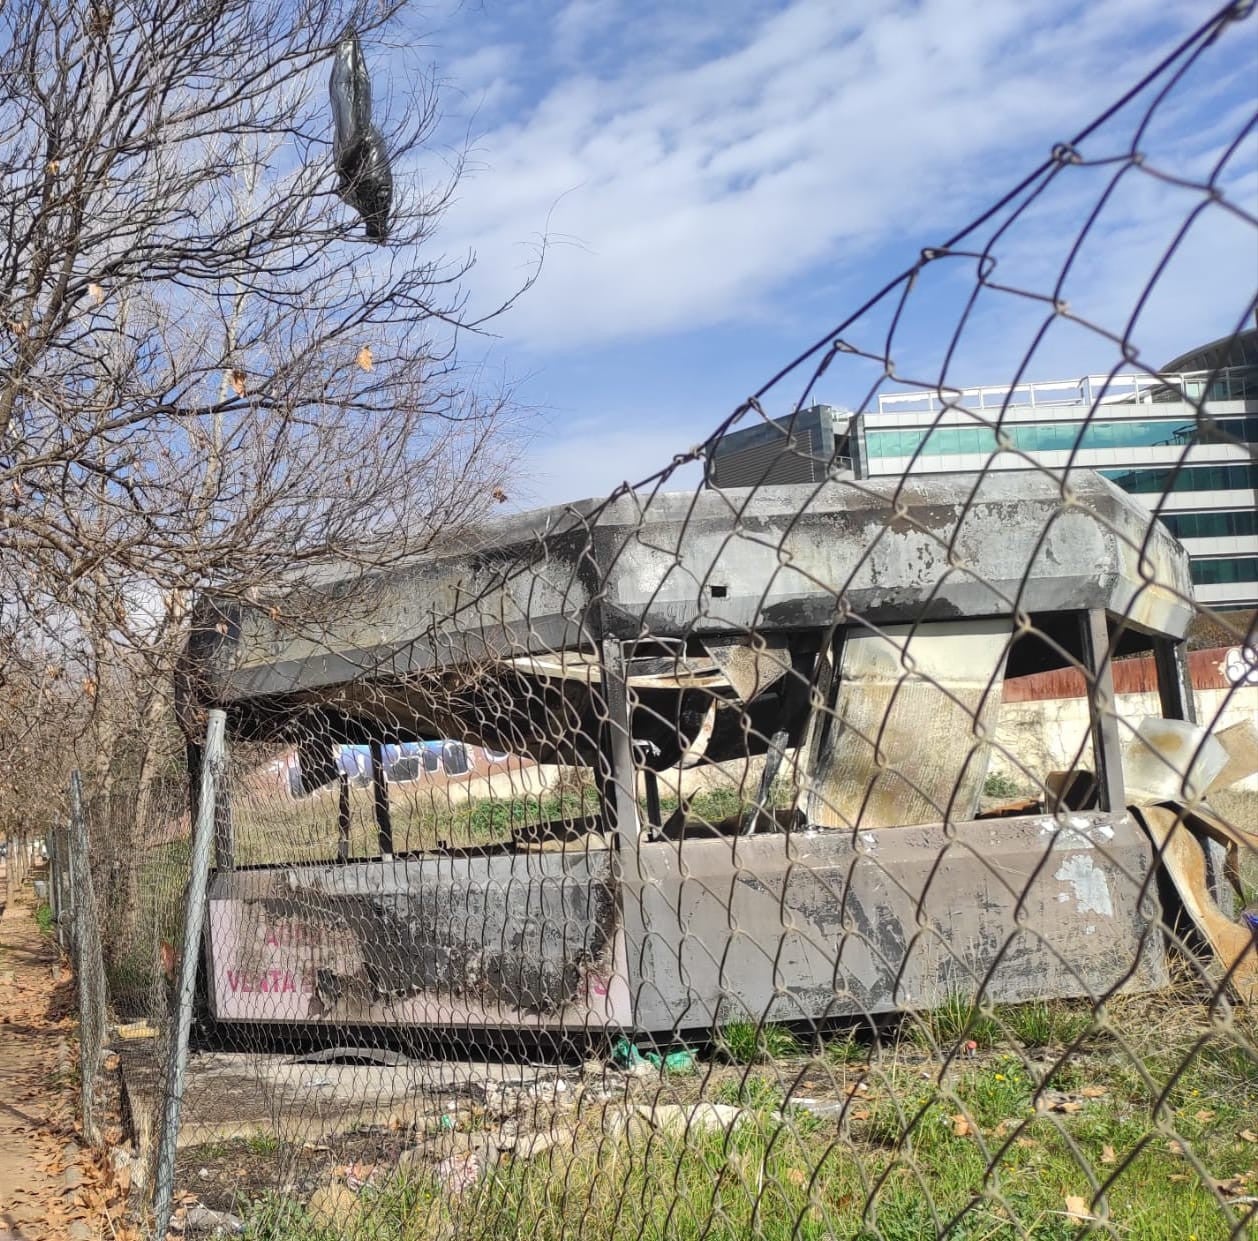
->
[[717, 1020, 799, 1065], [981, 772, 1023, 800], [908, 994, 1001, 1053], [994, 1000, 1095, 1049]]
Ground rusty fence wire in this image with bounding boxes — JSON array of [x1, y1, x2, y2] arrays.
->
[[71, 4, 1258, 1239]]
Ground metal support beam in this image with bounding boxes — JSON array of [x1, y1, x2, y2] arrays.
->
[[599, 638, 643, 856], [371, 739, 393, 856], [153, 709, 226, 1241], [1080, 610, 1125, 813], [745, 728, 789, 835], [1154, 636, 1197, 724], [642, 768, 662, 835], [337, 772, 352, 863]]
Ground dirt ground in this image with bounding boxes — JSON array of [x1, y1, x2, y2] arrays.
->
[[0, 872, 131, 1241]]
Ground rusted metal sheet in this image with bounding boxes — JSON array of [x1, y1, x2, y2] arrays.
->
[[1124, 717, 1228, 805], [1207, 720, 1258, 794], [626, 812, 1167, 1031], [1133, 805, 1256, 1003]]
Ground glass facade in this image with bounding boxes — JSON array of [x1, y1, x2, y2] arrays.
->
[[854, 332, 1258, 604], [1099, 461, 1258, 494], [1159, 509, 1258, 540], [865, 415, 1258, 461], [1190, 557, 1258, 586]]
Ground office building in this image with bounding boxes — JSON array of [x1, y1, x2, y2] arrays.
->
[[705, 329, 1258, 608]]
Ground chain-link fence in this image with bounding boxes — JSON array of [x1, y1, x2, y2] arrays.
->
[[41, 772, 111, 1146], [69, 4, 1258, 1239]]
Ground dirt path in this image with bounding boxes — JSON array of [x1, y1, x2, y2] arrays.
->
[[0, 878, 88, 1240]]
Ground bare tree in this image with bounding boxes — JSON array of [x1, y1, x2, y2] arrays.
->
[[0, 0, 528, 949]]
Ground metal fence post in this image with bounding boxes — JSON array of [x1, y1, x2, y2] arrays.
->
[[68, 770, 107, 1145], [46, 821, 60, 948], [151, 709, 226, 1241]]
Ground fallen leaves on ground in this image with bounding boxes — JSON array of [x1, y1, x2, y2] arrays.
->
[[1063, 1194, 1094, 1222]]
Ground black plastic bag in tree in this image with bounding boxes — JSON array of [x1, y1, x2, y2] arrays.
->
[[330, 31, 392, 242]]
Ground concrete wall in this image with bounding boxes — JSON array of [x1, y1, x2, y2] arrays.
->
[[989, 686, 1258, 794]]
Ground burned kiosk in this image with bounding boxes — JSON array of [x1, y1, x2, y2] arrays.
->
[[177, 471, 1210, 1041]]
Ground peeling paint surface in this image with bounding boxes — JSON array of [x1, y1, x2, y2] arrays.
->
[[1054, 854, 1114, 917]]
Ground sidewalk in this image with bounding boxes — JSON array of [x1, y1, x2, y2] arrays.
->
[[0, 882, 90, 1239]]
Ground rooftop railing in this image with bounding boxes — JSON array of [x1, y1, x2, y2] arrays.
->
[[875, 365, 1257, 415]]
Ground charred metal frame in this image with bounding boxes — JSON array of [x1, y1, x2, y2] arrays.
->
[[176, 473, 1203, 1039]]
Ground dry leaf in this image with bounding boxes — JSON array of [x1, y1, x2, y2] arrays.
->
[[228, 369, 247, 397], [1168, 1173, 1190, 1182], [344, 1161, 378, 1190], [1194, 1109, 1216, 1124], [1213, 1174, 1249, 1197], [1063, 1195, 1093, 1222], [88, 282, 105, 304], [1167, 1139, 1187, 1156], [47, 160, 59, 174], [785, 1168, 807, 1187], [1054, 1101, 1083, 1114], [491, 486, 509, 504], [1241, 1129, 1258, 1143], [356, 345, 373, 372], [849, 1108, 871, 1122], [1014, 1137, 1039, 1149], [1100, 1143, 1116, 1166], [951, 1114, 974, 1137], [1079, 1086, 1107, 1098]]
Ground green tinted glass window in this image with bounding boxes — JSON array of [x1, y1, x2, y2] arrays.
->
[[1161, 510, 1258, 540], [1190, 557, 1258, 585], [1101, 462, 1258, 494]]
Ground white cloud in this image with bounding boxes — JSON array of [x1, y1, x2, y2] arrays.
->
[[408, 0, 1256, 505], [426, 0, 1237, 354]]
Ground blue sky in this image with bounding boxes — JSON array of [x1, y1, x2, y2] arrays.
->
[[386, 0, 1257, 507]]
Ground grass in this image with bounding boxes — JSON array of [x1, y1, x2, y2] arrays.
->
[[908, 995, 1003, 1053], [995, 1000, 1095, 1050], [229, 781, 766, 866], [981, 772, 1024, 800], [226, 994, 1256, 1241], [822, 1028, 870, 1066], [717, 1019, 800, 1065]]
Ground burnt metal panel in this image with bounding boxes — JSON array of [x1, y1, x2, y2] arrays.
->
[[179, 473, 1195, 743], [205, 849, 628, 1029], [625, 813, 1167, 1032]]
